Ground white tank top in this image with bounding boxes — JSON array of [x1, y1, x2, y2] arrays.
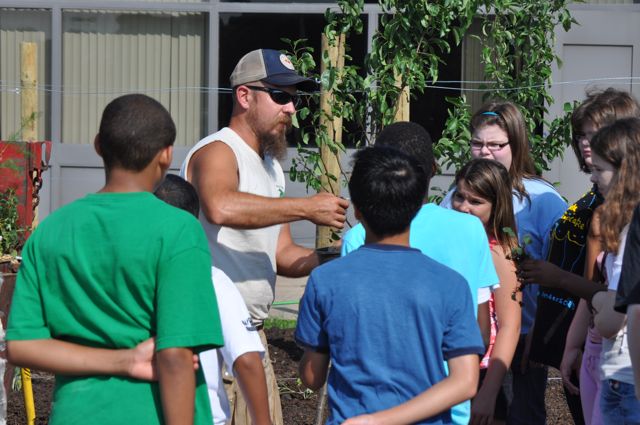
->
[[181, 127, 285, 321]]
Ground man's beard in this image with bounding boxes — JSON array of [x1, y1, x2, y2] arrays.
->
[[259, 119, 291, 161]]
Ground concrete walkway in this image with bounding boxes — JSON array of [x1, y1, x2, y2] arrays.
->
[[269, 275, 308, 320]]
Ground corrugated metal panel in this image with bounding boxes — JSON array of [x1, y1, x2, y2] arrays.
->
[[0, 10, 49, 141], [62, 0, 208, 3], [62, 10, 204, 146], [170, 12, 204, 147]]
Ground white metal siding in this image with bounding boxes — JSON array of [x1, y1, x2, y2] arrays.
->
[[0, 9, 48, 141], [61, 10, 204, 146]]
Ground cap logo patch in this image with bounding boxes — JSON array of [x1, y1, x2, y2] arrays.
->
[[279, 54, 295, 70]]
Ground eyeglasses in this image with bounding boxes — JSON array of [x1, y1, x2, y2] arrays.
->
[[245, 85, 301, 108], [469, 140, 510, 152]]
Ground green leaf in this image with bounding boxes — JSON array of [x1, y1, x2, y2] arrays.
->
[[502, 227, 517, 238]]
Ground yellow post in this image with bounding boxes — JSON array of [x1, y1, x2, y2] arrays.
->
[[394, 72, 410, 122], [316, 34, 346, 249], [20, 41, 37, 425], [20, 368, 35, 425]]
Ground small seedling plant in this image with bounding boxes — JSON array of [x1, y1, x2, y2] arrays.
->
[[502, 227, 532, 305]]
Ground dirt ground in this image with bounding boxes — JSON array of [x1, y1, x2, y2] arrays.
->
[[7, 327, 573, 424]]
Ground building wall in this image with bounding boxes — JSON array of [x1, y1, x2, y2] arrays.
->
[[2, 1, 640, 245], [547, 3, 640, 202]]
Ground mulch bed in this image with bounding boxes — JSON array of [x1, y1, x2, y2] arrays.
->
[[6, 328, 573, 424], [7, 370, 53, 425]]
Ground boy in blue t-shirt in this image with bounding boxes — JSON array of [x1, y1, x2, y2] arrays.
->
[[296, 147, 484, 425], [341, 121, 498, 425]]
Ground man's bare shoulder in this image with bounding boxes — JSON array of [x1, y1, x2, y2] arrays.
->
[[191, 139, 235, 163], [188, 139, 238, 180]]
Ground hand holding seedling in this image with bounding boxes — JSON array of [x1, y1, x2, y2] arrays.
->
[[306, 193, 349, 228], [502, 227, 532, 305], [516, 258, 567, 288], [517, 257, 608, 302]]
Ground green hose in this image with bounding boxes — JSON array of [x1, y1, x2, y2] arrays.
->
[[272, 300, 299, 306]]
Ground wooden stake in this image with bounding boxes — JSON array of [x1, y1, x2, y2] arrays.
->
[[316, 34, 346, 249], [20, 42, 38, 142], [21, 42, 41, 232], [394, 72, 410, 122]]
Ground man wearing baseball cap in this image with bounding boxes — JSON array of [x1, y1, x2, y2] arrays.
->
[[180, 49, 349, 425]]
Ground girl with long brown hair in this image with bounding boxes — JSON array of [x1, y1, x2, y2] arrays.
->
[[452, 159, 521, 425], [519, 117, 640, 423]]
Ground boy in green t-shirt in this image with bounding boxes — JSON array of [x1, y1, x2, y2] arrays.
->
[[6, 94, 224, 425]]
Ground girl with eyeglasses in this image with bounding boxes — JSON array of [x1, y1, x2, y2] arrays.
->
[[441, 100, 567, 425]]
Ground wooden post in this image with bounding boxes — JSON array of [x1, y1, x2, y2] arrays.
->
[[394, 72, 410, 122], [21, 41, 40, 221], [21, 42, 40, 227], [19, 41, 37, 425], [315, 34, 346, 249], [20, 42, 38, 142], [313, 33, 345, 425]]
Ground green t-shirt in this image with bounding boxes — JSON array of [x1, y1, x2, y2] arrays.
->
[[6, 192, 223, 425]]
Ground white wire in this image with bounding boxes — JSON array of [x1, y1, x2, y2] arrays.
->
[[0, 76, 639, 96]]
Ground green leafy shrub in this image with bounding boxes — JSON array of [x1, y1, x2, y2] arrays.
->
[[287, 0, 578, 202], [0, 189, 28, 260]]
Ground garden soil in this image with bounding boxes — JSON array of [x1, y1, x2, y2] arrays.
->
[[7, 328, 573, 424]]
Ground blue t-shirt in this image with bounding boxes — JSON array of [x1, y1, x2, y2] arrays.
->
[[342, 203, 498, 425], [441, 178, 567, 334], [296, 245, 484, 425], [342, 203, 499, 310]]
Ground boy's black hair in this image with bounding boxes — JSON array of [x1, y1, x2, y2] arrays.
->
[[97, 94, 176, 171], [349, 146, 427, 238], [374, 121, 434, 180], [154, 174, 200, 218]]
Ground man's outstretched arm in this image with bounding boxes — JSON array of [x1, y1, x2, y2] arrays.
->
[[188, 142, 348, 229]]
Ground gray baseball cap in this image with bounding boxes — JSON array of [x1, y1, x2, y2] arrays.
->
[[230, 49, 318, 92]]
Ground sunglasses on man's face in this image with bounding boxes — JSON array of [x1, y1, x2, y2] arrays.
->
[[245, 85, 301, 108]]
